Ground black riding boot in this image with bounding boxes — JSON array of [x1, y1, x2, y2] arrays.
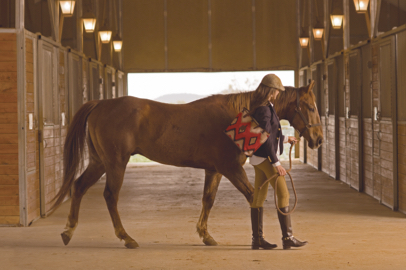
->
[[277, 206, 308, 249], [251, 207, 277, 250]]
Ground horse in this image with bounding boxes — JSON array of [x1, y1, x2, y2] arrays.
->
[[51, 81, 323, 249]]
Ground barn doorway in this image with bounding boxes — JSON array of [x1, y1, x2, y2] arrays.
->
[[127, 71, 295, 162]]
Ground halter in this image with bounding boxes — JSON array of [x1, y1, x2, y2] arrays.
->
[[293, 88, 321, 137]]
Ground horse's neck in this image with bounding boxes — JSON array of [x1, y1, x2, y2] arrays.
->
[[226, 91, 255, 115], [275, 88, 297, 122]]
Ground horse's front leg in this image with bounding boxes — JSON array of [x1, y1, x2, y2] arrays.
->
[[197, 170, 222, 246]]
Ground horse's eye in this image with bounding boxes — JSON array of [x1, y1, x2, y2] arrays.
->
[[310, 107, 315, 112]]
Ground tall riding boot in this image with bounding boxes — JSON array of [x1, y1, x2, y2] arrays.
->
[[277, 206, 308, 249], [251, 207, 277, 250]]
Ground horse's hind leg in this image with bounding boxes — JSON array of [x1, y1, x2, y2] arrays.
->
[[197, 170, 222, 246], [218, 164, 254, 204], [103, 163, 138, 249], [61, 161, 105, 245]]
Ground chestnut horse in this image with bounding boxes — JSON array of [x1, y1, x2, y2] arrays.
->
[[51, 81, 323, 248]]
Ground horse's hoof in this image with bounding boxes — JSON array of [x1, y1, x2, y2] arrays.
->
[[61, 232, 72, 246], [125, 240, 139, 249], [203, 237, 218, 246]]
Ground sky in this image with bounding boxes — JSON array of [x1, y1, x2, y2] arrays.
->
[[128, 70, 295, 100]]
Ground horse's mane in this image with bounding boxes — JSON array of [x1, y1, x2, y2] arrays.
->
[[225, 86, 298, 115], [225, 91, 255, 114], [207, 86, 301, 117], [275, 86, 297, 113]]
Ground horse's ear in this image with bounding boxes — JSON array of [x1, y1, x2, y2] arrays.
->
[[307, 80, 315, 93]]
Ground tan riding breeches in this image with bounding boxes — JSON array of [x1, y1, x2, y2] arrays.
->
[[251, 159, 290, 208]]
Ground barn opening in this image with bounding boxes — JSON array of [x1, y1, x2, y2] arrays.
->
[[128, 70, 296, 162]]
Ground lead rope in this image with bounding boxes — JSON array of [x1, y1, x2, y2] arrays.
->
[[258, 142, 298, 216]]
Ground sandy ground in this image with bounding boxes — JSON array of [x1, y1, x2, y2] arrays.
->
[[1, 160, 406, 270]]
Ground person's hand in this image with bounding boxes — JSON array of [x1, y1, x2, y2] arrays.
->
[[288, 136, 298, 145], [276, 165, 287, 176]]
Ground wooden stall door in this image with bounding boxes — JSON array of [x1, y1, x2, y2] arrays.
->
[[316, 64, 323, 171], [37, 39, 60, 216], [117, 71, 124, 97], [89, 61, 104, 100], [89, 62, 99, 100], [397, 30, 406, 214], [299, 69, 307, 164], [361, 44, 373, 196], [68, 52, 84, 120], [307, 64, 322, 170], [326, 59, 337, 178], [347, 50, 362, 190], [334, 55, 345, 183], [104, 67, 115, 99], [373, 36, 397, 208], [322, 62, 330, 176]]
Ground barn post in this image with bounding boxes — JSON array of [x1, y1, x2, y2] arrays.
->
[[16, 0, 27, 226], [76, 0, 84, 53], [343, 0, 350, 50]]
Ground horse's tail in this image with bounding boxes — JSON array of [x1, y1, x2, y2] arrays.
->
[[50, 100, 100, 212]]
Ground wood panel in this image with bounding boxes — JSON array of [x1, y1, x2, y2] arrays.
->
[[298, 70, 306, 163], [363, 118, 374, 196], [399, 123, 406, 213], [321, 116, 329, 175], [339, 117, 347, 182], [0, 32, 19, 225], [348, 118, 359, 190], [328, 115, 336, 177], [307, 146, 317, 169], [397, 30, 406, 214], [379, 119, 394, 207]]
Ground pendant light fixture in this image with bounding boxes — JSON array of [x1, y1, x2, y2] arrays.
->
[[112, 34, 123, 52], [353, 0, 370, 13], [59, 0, 76, 17]]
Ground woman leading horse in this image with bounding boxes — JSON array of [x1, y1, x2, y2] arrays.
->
[[51, 74, 323, 249], [248, 74, 307, 250]]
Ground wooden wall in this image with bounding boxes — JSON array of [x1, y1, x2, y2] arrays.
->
[[321, 116, 329, 175], [363, 119, 374, 196], [307, 146, 317, 169], [399, 123, 406, 213], [327, 115, 336, 178], [0, 32, 19, 225], [398, 29, 406, 214], [338, 117, 346, 182], [0, 27, 124, 226], [347, 118, 360, 189]]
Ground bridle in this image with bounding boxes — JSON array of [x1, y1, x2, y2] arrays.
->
[[293, 88, 321, 137]]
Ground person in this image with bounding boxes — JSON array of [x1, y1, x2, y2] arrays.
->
[[249, 74, 307, 250]]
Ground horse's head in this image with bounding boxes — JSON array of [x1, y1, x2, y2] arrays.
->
[[276, 81, 323, 149]]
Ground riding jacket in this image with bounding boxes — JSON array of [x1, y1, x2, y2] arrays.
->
[[251, 104, 284, 165]]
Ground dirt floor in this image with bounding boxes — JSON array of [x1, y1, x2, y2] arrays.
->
[[1, 160, 406, 270]]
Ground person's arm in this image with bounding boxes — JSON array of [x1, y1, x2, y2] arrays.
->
[[253, 106, 272, 134], [265, 139, 278, 166], [273, 136, 298, 176]]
